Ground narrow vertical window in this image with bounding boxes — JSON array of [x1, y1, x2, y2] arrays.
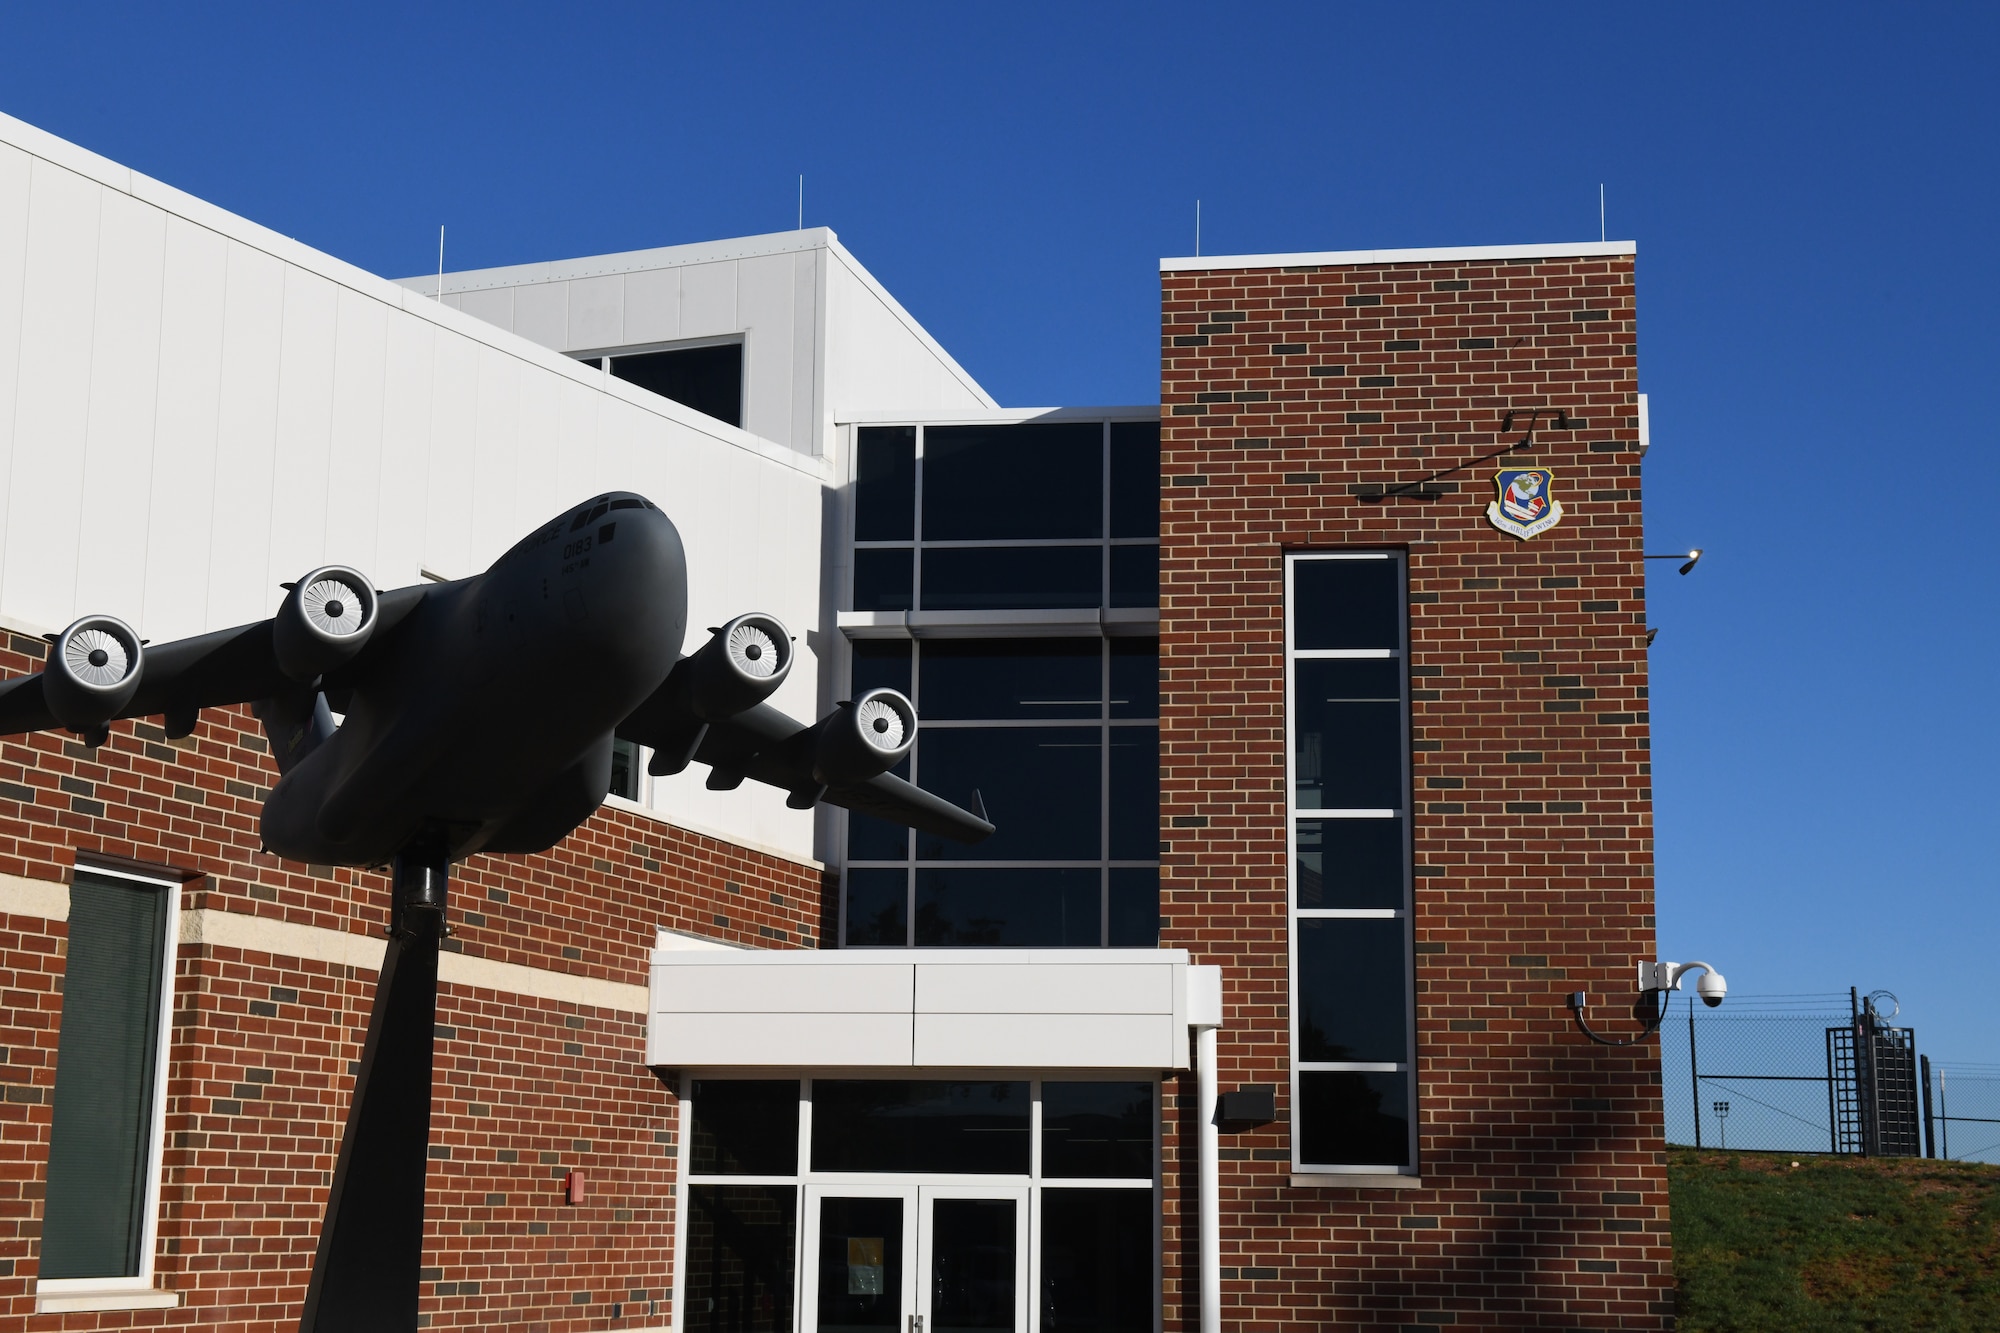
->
[[1287, 553, 1417, 1173], [41, 868, 178, 1282]]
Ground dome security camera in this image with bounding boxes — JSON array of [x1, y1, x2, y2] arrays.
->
[[1695, 968, 1728, 1008]]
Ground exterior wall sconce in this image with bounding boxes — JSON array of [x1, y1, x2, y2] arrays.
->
[[1645, 548, 1704, 575]]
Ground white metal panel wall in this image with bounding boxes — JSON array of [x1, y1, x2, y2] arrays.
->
[[649, 949, 1192, 1071], [0, 114, 830, 863], [405, 231, 994, 464], [822, 247, 995, 422]]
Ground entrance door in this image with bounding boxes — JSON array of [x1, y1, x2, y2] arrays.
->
[[803, 1186, 1028, 1333]]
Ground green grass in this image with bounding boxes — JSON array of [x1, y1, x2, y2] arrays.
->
[[1671, 1149, 2000, 1331]]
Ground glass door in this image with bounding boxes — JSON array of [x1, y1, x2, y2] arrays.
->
[[803, 1187, 918, 1333], [803, 1185, 1029, 1333], [918, 1186, 1028, 1333]]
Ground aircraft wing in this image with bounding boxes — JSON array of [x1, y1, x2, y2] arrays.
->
[[0, 582, 430, 740], [622, 696, 995, 845]]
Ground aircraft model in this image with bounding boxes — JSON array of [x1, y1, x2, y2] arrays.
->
[[0, 489, 994, 866], [0, 490, 993, 1333]]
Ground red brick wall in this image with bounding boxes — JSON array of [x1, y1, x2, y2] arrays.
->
[[0, 651, 822, 1331], [1157, 252, 1668, 1331]]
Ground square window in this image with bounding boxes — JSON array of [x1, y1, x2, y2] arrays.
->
[[1042, 1082, 1154, 1179], [1292, 557, 1400, 650], [915, 728, 1100, 862], [1297, 1071, 1411, 1168], [852, 549, 913, 612], [923, 423, 1103, 540], [1295, 818, 1404, 910], [1297, 918, 1409, 1064], [843, 869, 909, 946], [690, 1081, 800, 1175]]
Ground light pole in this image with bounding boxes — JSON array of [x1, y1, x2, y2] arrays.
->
[[1714, 1100, 1731, 1151]]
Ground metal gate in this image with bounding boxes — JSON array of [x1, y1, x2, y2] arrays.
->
[[1827, 992, 1921, 1156]]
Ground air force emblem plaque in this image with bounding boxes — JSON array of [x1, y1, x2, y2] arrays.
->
[[1486, 467, 1564, 540]]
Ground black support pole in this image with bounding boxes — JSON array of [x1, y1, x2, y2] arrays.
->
[[1921, 1054, 1936, 1159], [299, 848, 448, 1333], [1688, 997, 1702, 1150]]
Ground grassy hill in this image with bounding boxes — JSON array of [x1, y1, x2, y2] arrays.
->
[[1670, 1149, 2000, 1331]]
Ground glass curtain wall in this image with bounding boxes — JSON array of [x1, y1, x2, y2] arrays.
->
[[843, 422, 1160, 949], [679, 1078, 1157, 1333], [1286, 552, 1419, 1174]]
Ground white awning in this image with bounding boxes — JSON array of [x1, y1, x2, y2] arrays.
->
[[647, 942, 1195, 1071]]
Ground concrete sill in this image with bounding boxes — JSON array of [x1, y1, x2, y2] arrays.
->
[[1290, 1173, 1423, 1191], [36, 1288, 179, 1314]]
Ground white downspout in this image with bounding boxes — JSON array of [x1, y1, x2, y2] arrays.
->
[[1188, 965, 1224, 1333]]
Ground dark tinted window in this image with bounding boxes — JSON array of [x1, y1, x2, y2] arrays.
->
[[930, 1199, 1017, 1333], [915, 728, 1099, 861], [855, 426, 916, 541], [1296, 818, 1404, 909], [1293, 658, 1404, 811], [921, 640, 1100, 720], [1109, 545, 1158, 609], [610, 342, 742, 427], [852, 549, 913, 612], [843, 869, 909, 945], [813, 1195, 898, 1332], [686, 1185, 797, 1333], [608, 737, 641, 801], [848, 807, 912, 862], [1109, 422, 1160, 538], [1109, 640, 1158, 719], [920, 547, 1100, 610], [1042, 1082, 1153, 1178], [1297, 918, 1408, 1063], [1107, 869, 1159, 947], [690, 1080, 800, 1175], [1297, 1071, 1411, 1167], [41, 873, 169, 1278], [923, 423, 1102, 540], [1040, 1190, 1153, 1333], [850, 640, 913, 698], [1292, 557, 1400, 650], [915, 869, 1102, 947], [811, 1081, 1030, 1173], [1108, 728, 1159, 861]]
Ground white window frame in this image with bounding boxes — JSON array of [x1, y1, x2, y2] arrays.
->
[[34, 864, 181, 1313], [1284, 551, 1420, 1177], [671, 1071, 1162, 1333]]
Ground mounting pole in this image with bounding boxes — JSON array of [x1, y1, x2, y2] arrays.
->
[[299, 845, 449, 1333]]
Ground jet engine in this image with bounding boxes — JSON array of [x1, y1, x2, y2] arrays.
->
[[273, 565, 378, 683], [683, 613, 793, 719], [809, 687, 917, 786], [44, 614, 144, 738], [632, 613, 794, 776]]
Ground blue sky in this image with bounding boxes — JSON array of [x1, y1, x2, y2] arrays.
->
[[3, 4, 1996, 1061]]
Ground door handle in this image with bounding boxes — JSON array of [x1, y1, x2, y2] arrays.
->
[[910, 1317, 924, 1333]]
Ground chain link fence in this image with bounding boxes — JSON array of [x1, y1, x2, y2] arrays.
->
[[1655, 988, 2000, 1162], [1929, 1063, 2000, 1164], [1660, 994, 1853, 1152]]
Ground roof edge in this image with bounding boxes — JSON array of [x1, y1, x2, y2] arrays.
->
[[1160, 240, 1636, 273]]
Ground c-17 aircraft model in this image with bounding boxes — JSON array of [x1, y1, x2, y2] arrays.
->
[[0, 491, 993, 1333]]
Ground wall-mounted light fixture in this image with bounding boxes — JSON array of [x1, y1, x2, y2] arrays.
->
[[1645, 548, 1704, 575]]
